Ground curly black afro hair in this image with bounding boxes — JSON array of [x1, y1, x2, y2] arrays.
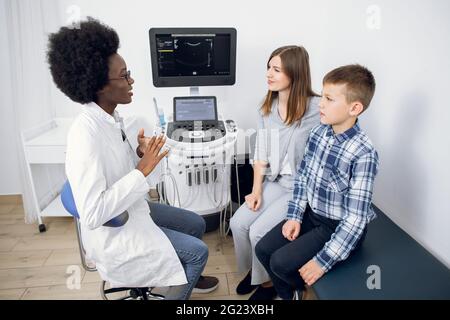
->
[[47, 17, 120, 104]]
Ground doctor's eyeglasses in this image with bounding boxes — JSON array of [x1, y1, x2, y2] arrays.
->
[[109, 70, 132, 85]]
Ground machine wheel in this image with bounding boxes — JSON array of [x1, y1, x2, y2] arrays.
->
[[38, 224, 46, 233]]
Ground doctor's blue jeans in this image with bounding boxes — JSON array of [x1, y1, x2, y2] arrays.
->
[[148, 201, 208, 300]]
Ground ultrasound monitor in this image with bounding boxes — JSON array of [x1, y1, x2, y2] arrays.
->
[[149, 28, 237, 87]]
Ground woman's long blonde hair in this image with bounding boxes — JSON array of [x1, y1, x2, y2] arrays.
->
[[261, 45, 318, 126]]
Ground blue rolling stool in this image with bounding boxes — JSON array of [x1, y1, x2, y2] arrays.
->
[[60, 180, 164, 300]]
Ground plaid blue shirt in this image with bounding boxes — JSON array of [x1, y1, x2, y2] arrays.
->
[[287, 121, 379, 272]]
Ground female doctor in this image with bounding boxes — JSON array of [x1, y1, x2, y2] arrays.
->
[[47, 18, 218, 299]]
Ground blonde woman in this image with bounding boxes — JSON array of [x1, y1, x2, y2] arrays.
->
[[230, 45, 320, 300]]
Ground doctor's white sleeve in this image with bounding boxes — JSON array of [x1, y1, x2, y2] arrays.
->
[[66, 138, 150, 230]]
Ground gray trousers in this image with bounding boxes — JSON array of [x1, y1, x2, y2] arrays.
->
[[229, 180, 292, 285]]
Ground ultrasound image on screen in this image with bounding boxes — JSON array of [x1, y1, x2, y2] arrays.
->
[[156, 34, 230, 77]]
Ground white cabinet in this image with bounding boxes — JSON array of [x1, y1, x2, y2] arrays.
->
[[21, 118, 74, 232]]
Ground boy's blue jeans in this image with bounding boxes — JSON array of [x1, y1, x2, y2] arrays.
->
[[148, 201, 208, 300], [255, 205, 366, 300]]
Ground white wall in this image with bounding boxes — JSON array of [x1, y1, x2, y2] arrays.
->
[[2, 0, 449, 266]]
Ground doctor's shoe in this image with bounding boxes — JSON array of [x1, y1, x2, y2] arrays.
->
[[192, 275, 219, 294]]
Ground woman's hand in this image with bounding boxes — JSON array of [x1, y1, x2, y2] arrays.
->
[[136, 135, 169, 177], [245, 191, 262, 212]]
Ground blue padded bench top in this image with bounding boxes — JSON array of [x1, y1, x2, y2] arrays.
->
[[312, 206, 450, 299]]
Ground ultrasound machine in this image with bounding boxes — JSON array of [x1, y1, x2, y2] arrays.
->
[[149, 28, 238, 232]]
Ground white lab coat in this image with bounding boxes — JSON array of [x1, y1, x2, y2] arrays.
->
[[65, 102, 187, 288]]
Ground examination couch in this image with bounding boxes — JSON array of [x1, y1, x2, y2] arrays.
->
[[312, 206, 450, 299]]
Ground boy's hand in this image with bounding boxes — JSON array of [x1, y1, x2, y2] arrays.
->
[[282, 220, 301, 241], [299, 259, 325, 286]]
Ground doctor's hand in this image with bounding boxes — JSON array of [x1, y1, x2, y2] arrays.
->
[[136, 135, 169, 177], [245, 192, 262, 212], [282, 220, 301, 241], [137, 128, 150, 156]]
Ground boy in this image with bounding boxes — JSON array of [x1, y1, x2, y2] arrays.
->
[[254, 64, 379, 300]]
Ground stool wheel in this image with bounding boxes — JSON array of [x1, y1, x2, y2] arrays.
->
[[100, 281, 164, 300]]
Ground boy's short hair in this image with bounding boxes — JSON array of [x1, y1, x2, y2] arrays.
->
[[323, 64, 376, 112]]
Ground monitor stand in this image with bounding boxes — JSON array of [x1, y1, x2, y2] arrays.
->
[[189, 86, 200, 96]]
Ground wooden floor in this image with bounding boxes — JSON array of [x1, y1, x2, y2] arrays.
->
[[0, 196, 315, 300]]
